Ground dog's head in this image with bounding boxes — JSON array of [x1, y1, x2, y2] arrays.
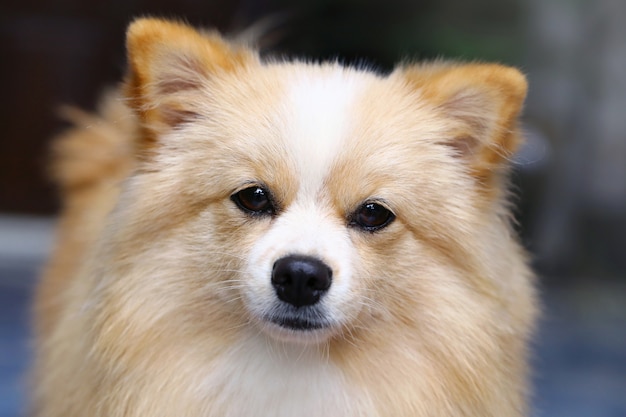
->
[[111, 18, 530, 347]]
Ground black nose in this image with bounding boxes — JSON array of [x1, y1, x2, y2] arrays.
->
[[271, 255, 332, 308]]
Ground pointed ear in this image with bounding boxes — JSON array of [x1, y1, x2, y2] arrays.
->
[[399, 62, 527, 182], [124, 18, 258, 144]]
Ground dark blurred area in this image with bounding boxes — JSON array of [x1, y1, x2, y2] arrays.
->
[[1, 0, 625, 416]]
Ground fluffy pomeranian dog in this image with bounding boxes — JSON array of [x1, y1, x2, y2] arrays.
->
[[33, 18, 537, 417]]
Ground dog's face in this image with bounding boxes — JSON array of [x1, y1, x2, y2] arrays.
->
[[232, 68, 409, 344], [218, 67, 489, 345], [105, 19, 529, 349]]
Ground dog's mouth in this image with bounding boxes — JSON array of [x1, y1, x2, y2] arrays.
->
[[268, 315, 328, 331], [258, 305, 337, 343]]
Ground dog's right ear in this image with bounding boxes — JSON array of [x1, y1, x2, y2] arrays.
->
[[124, 18, 258, 147], [396, 62, 527, 200]]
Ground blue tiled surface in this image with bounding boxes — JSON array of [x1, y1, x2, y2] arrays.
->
[[532, 286, 626, 417], [1, 237, 625, 416], [1, 264, 33, 417]]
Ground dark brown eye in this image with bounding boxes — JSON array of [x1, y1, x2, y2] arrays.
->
[[352, 202, 395, 231], [231, 186, 274, 215]]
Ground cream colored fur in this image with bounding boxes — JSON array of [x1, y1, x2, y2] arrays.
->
[[32, 18, 537, 417]]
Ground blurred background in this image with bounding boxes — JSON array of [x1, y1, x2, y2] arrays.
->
[[1, 0, 625, 416]]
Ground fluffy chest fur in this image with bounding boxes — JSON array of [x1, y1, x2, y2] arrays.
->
[[200, 337, 372, 417]]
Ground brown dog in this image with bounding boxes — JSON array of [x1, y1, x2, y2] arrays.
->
[[33, 18, 537, 417]]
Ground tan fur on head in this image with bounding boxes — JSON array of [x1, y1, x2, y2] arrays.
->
[[400, 62, 528, 196], [33, 18, 537, 417], [124, 18, 258, 151]]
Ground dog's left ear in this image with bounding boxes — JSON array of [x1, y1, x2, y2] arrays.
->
[[124, 18, 258, 147], [399, 63, 527, 185]]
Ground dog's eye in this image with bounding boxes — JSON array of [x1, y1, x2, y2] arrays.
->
[[231, 186, 274, 215], [351, 202, 395, 231]]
